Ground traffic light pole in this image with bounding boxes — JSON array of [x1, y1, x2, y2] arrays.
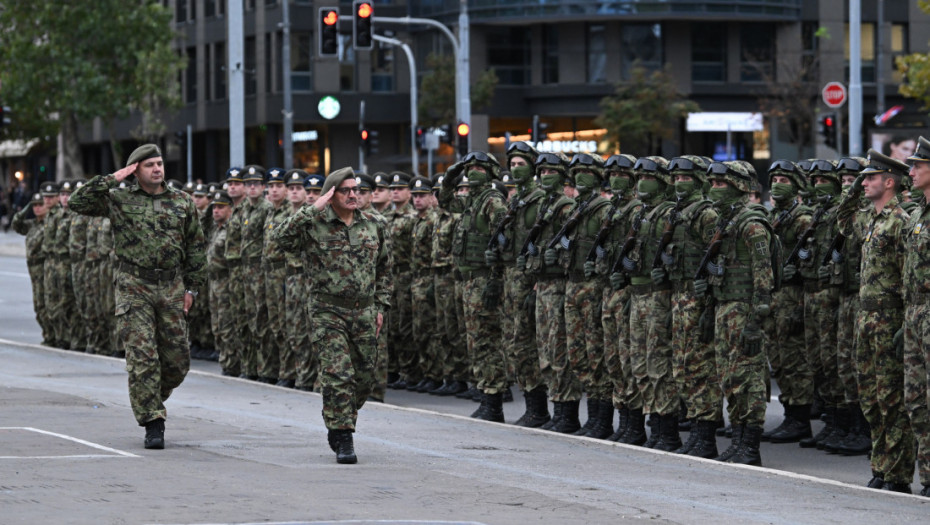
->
[[359, 100, 366, 172], [281, 0, 294, 169], [228, 0, 245, 168], [372, 34, 418, 175]]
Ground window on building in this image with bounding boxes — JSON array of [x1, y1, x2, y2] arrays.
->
[[801, 21, 819, 82], [266, 0, 278, 6], [620, 23, 663, 80], [542, 25, 559, 84], [740, 23, 774, 82], [214, 42, 227, 100], [372, 41, 395, 92], [205, 0, 216, 17], [845, 23, 875, 83], [176, 0, 187, 23], [339, 34, 356, 91], [891, 23, 908, 83], [692, 23, 727, 82], [265, 32, 275, 93], [245, 36, 257, 96], [185, 46, 197, 104], [290, 32, 312, 92], [486, 27, 531, 86], [587, 23, 607, 84], [246, 0, 255, 10]]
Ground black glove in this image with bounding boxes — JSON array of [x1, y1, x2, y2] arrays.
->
[[610, 272, 627, 291], [783, 264, 797, 282], [544, 248, 558, 267], [484, 248, 499, 266], [482, 278, 503, 310], [849, 172, 866, 196], [740, 323, 764, 357], [445, 162, 465, 187]]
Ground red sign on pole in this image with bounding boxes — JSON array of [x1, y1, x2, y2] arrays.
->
[[822, 82, 847, 108]]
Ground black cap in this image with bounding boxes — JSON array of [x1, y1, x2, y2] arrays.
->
[[373, 172, 390, 188], [226, 167, 243, 182], [907, 136, 930, 163], [389, 172, 411, 188], [266, 167, 286, 184], [243, 164, 265, 182], [409, 175, 433, 194], [356, 173, 376, 190], [285, 169, 308, 186], [304, 173, 325, 191], [212, 190, 233, 206]]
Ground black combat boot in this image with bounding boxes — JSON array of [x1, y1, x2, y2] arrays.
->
[[331, 429, 357, 464], [606, 407, 629, 442], [643, 414, 661, 448], [551, 399, 581, 434], [837, 406, 872, 456], [800, 407, 835, 448], [144, 418, 165, 450], [761, 404, 790, 442], [882, 481, 912, 494], [715, 424, 744, 462], [866, 474, 885, 489], [769, 404, 813, 444], [686, 420, 720, 459], [541, 401, 563, 431], [821, 406, 852, 452], [515, 387, 551, 428], [586, 400, 615, 440], [573, 397, 599, 436], [729, 425, 763, 466], [653, 413, 683, 452], [674, 421, 699, 454], [619, 409, 647, 446], [473, 392, 505, 423]]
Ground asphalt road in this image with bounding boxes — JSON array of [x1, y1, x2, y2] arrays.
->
[[0, 234, 927, 524]]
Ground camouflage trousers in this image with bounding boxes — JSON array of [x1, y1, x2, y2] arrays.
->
[[312, 301, 380, 430], [764, 284, 813, 406], [83, 260, 104, 353], [714, 301, 768, 427], [671, 288, 721, 422], [229, 264, 251, 376], [411, 274, 440, 381], [261, 263, 287, 380], [436, 270, 468, 382], [100, 259, 117, 356], [71, 260, 91, 350], [244, 261, 271, 379], [805, 286, 842, 408], [503, 267, 542, 393], [565, 278, 610, 401], [903, 303, 930, 486], [631, 288, 677, 416], [209, 270, 239, 376], [114, 272, 190, 425], [535, 278, 580, 402], [27, 260, 50, 344], [462, 275, 507, 394], [603, 287, 636, 410], [837, 293, 860, 404], [188, 276, 213, 350], [390, 270, 415, 381], [855, 307, 915, 484], [290, 273, 318, 389], [453, 279, 474, 383], [44, 257, 73, 346]]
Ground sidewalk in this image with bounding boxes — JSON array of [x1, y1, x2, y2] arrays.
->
[[0, 228, 26, 257]]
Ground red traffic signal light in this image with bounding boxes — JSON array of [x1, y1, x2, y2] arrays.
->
[[457, 122, 470, 137], [353, 1, 374, 50], [360, 129, 369, 141], [323, 10, 338, 25], [319, 8, 339, 57], [824, 116, 834, 128], [357, 2, 373, 18]]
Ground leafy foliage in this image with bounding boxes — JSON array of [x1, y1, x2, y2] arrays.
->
[[417, 52, 497, 128], [595, 65, 699, 156], [897, 1, 930, 111]]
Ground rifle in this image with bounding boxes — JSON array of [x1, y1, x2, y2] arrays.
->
[[651, 198, 686, 269], [693, 205, 737, 281], [770, 200, 799, 231], [518, 194, 557, 258], [586, 201, 620, 262], [609, 204, 650, 275], [821, 231, 846, 266], [784, 204, 827, 268], [487, 190, 524, 252], [546, 192, 599, 251]]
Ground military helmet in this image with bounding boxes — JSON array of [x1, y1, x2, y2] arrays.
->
[[535, 151, 569, 175], [807, 158, 840, 186], [604, 154, 637, 177], [634, 156, 671, 185], [568, 153, 606, 182], [835, 156, 867, 176], [462, 151, 502, 179], [507, 141, 538, 165], [707, 161, 754, 193], [668, 155, 710, 184], [767, 159, 806, 189]]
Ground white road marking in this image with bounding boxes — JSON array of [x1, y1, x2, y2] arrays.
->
[[0, 270, 29, 278], [0, 426, 140, 458]]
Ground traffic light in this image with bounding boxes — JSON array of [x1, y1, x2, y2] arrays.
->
[[0, 105, 10, 127], [438, 123, 452, 144], [531, 115, 549, 142], [456, 122, 470, 157], [353, 1, 373, 50], [318, 8, 339, 57], [415, 126, 425, 149], [361, 128, 379, 155], [820, 113, 836, 149]]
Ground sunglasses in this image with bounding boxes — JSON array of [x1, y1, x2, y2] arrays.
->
[[634, 158, 661, 173], [536, 153, 564, 166], [768, 159, 798, 174], [464, 151, 493, 163], [335, 186, 360, 195], [507, 141, 534, 154], [570, 153, 598, 167], [605, 155, 634, 170], [668, 157, 697, 172]]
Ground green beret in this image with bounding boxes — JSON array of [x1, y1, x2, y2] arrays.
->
[[907, 136, 930, 163], [126, 144, 162, 166], [321, 166, 356, 195]]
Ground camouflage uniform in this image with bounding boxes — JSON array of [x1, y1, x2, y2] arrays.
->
[[242, 195, 273, 380], [386, 188, 418, 385], [836, 154, 914, 489], [410, 194, 440, 385], [272, 190, 393, 432], [69, 171, 206, 427], [68, 198, 92, 352], [98, 217, 118, 356], [262, 191, 292, 382], [83, 216, 106, 354], [431, 205, 467, 391], [206, 196, 238, 376], [44, 200, 75, 348], [12, 198, 51, 343], [187, 202, 214, 356], [224, 175, 249, 376]]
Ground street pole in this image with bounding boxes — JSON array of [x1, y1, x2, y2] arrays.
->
[[458, 0, 471, 153], [281, 0, 294, 169], [228, 0, 245, 168], [186, 124, 192, 183], [849, 0, 863, 155], [876, 0, 885, 116], [372, 34, 418, 175], [359, 100, 365, 172]]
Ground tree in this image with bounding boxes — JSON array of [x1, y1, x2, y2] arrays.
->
[[596, 65, 699, 156], [417, 52, 498, 128], [0, 1, 185, 178], [896, 1, 930, 110], [751, 56, 820, 160]]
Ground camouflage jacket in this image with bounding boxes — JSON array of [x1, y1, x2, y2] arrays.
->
[[69, 174, 206, 290], [411, 207, 438, 274], [272, 204, 393, 311], [707, 202, 775, 305], [207, 221, 229, 276], [224, 198, 248, 264], [769, 200, 812, 286], [262, 202, 292, 264], [431, 208, 456, 269], [68, 212, 90, 263], [84, 217, 105, 262], [387, 200, 417, 271], [597, 195, 642, 277], [40, 205, 61, 259], [12, 206, 46, 263], [902, 200, 930, 301], [242, 198, 272, 261], [837, 193, 908, 306]]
